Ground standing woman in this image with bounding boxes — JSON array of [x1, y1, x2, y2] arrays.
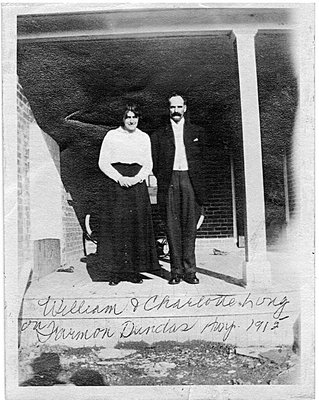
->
[[98, 104, 160, 285]]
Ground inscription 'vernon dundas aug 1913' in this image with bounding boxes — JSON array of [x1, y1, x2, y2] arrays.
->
[[20, 292, 292, 344]]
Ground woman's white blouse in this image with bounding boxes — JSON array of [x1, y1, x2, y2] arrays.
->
[[98, 126, 153, 183]]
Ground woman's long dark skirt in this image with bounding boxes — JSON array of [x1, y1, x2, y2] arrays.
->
[[92, 163, 160, 282]]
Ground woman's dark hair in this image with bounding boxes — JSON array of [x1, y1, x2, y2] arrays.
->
[[121, 103, 141, 126]]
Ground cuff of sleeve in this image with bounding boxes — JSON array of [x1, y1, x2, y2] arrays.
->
[[110, 170, 122, 183], [136, 171, 148, 182]]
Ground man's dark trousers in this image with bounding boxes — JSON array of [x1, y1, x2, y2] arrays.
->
[[165, 170, 201, 277]]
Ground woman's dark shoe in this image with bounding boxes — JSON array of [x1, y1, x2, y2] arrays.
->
[[109, 278, 121, 286], [131, 275, 143, 284], [183, 274, 199, 284], [168, 274, 182, 285]]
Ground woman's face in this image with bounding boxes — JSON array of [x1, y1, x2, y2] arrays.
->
[[123, 111, 139, 132]]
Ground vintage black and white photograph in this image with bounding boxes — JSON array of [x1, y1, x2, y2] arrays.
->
[[2, 2, 315, 399]]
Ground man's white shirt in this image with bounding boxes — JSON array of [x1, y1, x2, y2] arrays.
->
[[171, 118, 188, 171]]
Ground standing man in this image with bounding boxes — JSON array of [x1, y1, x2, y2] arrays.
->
[[151, 93, 207, 284]]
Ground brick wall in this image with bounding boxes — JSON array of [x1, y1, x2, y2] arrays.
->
[[286, 142, 297, 221], [198, 149, 233, 238], [62, 191, 83, 265], [17, 82, 83, 275], [285, 127, 302, 245], [17, 82, 32, 270]]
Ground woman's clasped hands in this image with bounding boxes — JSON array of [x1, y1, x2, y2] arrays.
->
[[117, 175, 142, 187]]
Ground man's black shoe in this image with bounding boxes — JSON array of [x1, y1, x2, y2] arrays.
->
[[168, 275, 182, 285], [183, 274, 199, 284]]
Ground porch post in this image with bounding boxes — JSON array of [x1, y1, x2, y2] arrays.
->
[[231, 29, 271, 287]]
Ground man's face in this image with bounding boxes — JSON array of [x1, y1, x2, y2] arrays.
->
[[169, 96, 186, 123]]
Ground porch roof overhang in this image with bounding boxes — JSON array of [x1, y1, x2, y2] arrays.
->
[[16, 5, 297, 163], [18, 7, 296, 42]]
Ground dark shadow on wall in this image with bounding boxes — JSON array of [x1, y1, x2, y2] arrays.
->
[[256, 33, 298, 244]]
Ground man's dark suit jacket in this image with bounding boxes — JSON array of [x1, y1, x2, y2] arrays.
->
[[151, 121, 207, 217]]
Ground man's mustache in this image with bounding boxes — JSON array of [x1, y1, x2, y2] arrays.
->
[[172, 112, 181, 117]]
